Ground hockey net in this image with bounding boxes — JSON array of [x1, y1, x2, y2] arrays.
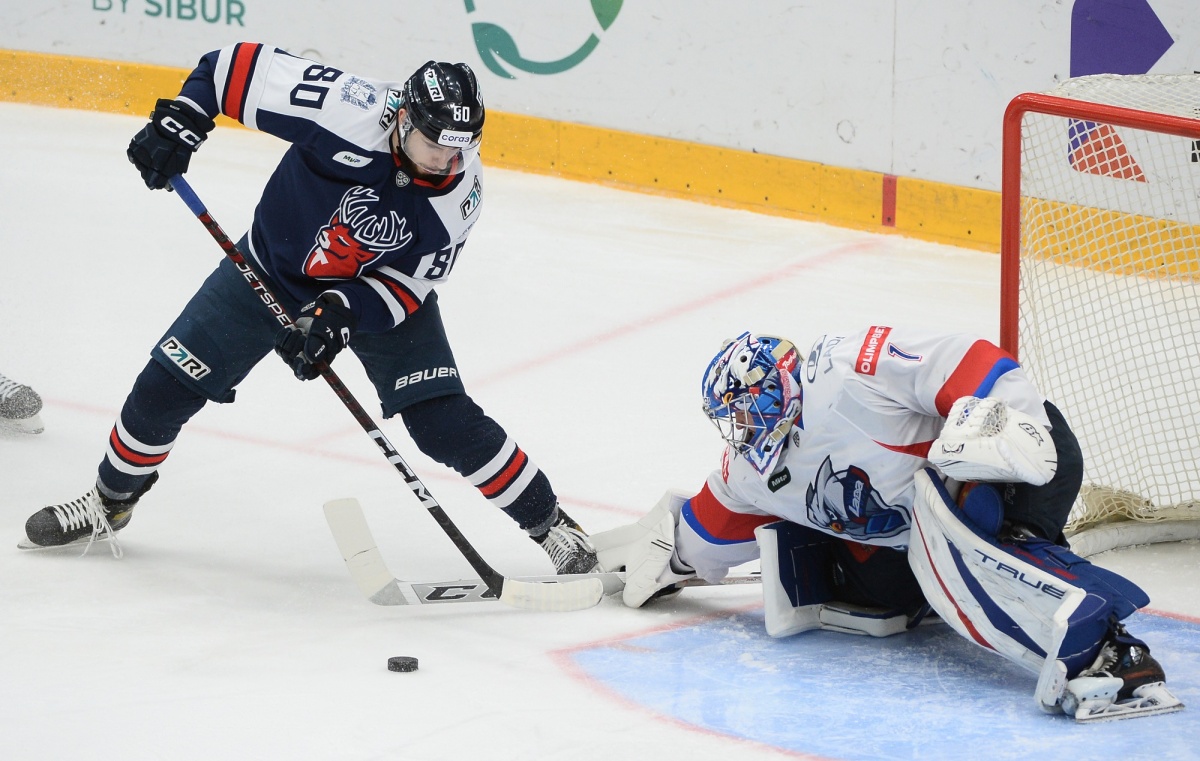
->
[[1001, 74, 1200, 557]]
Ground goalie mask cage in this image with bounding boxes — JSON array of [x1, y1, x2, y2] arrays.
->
[[1001, 73, 1200, 556]]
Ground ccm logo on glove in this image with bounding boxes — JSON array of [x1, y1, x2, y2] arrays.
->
[[127, 98, 216, 190], [159, 115, 207, 148], [274, 293, 358, 381]]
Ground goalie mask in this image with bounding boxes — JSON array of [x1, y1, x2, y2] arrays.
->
[[701, 332, 803, 477]]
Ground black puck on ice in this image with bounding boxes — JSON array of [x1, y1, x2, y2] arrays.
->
[[387, 656, 419, 673]]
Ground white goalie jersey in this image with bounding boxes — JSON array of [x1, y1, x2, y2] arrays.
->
[[694, 326, 1051, 552]]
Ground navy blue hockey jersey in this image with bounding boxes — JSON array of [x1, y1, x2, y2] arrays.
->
[[176, 42, 484, 333]]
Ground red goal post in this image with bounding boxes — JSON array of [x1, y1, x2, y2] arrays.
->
[[1000, 74, 1200, 556]]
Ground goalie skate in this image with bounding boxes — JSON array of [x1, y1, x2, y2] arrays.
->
[[1063, 679, 1183, 723], [1061, 625, 1185, 723]]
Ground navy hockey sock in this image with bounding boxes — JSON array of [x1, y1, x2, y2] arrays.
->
[[97, 360, 208, 500], [401, 393, 556, 531]]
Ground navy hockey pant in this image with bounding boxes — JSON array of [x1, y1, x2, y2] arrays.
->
[[97, 252, 557, 532]]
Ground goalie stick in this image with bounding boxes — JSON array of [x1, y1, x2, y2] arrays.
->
[[324, 498, 763, 606], [168, 176, 603, 613]]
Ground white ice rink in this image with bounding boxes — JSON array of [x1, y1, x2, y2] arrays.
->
[[2, 103, 1198, 760]]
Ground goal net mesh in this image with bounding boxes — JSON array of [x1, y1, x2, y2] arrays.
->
[[1009, 74, 1200, 539]]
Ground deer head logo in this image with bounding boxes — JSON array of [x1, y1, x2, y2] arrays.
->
[[304, 187, 412, 279]]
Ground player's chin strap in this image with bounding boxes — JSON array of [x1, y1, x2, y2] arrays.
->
[[166, 175, 602, 613]]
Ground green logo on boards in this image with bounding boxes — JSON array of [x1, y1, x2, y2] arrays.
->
[[464, 0, 623, 79]]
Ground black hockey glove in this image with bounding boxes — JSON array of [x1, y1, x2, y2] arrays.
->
[[127, 98, 216, 190], [274, 293, 358, 381]]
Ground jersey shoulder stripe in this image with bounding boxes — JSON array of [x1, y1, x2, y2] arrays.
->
[[221, 42, 264, 123], [934, 340, 1019, 416]]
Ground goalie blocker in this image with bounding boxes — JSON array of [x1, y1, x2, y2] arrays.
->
[[908, 467, 1182, 722]]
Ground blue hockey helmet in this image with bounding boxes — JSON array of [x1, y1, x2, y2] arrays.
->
[[701, 332, 803, 476]]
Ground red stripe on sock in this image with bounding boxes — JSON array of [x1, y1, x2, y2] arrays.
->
[[479, 449, 528, 497], [109, 428, 170, 467]]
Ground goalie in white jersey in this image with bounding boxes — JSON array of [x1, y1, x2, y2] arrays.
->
[[593, 326, 1182, 722]]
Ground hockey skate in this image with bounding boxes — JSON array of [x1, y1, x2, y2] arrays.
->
[[20, 473, 159, 556], [1061, 622, 1184, 722], [0, 373, 44, 434], [532, 507, 599, 575]]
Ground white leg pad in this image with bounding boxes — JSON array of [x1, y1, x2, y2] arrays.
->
[[908, 468, 1088, 700], [1034, 650, 1070, 714]]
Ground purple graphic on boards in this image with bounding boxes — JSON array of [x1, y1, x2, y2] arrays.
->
[[1070, 0, 1174, 77]]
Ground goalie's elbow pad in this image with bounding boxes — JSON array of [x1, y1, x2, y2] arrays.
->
[[929, 397, 1057, 486]]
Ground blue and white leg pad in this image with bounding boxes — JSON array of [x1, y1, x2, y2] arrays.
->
[[756, 521, 920, 638], [907, 468, 1150, 713]]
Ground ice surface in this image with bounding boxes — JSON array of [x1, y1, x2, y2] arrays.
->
[[2, 103, 1197, 760]]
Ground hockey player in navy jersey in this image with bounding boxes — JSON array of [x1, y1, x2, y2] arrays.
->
[[592, 327, 1182, 721], [22, 43, 598, 575]]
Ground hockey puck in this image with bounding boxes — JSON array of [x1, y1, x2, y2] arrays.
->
[[387, 656, 418, 673]]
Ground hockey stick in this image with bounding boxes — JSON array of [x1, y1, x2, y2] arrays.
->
[[167, 175, 603, 612], [324, 497, 763, 606]]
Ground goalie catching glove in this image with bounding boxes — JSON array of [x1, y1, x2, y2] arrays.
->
[[274, 292, 358, 380], [929, 396, 1057, 486]]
